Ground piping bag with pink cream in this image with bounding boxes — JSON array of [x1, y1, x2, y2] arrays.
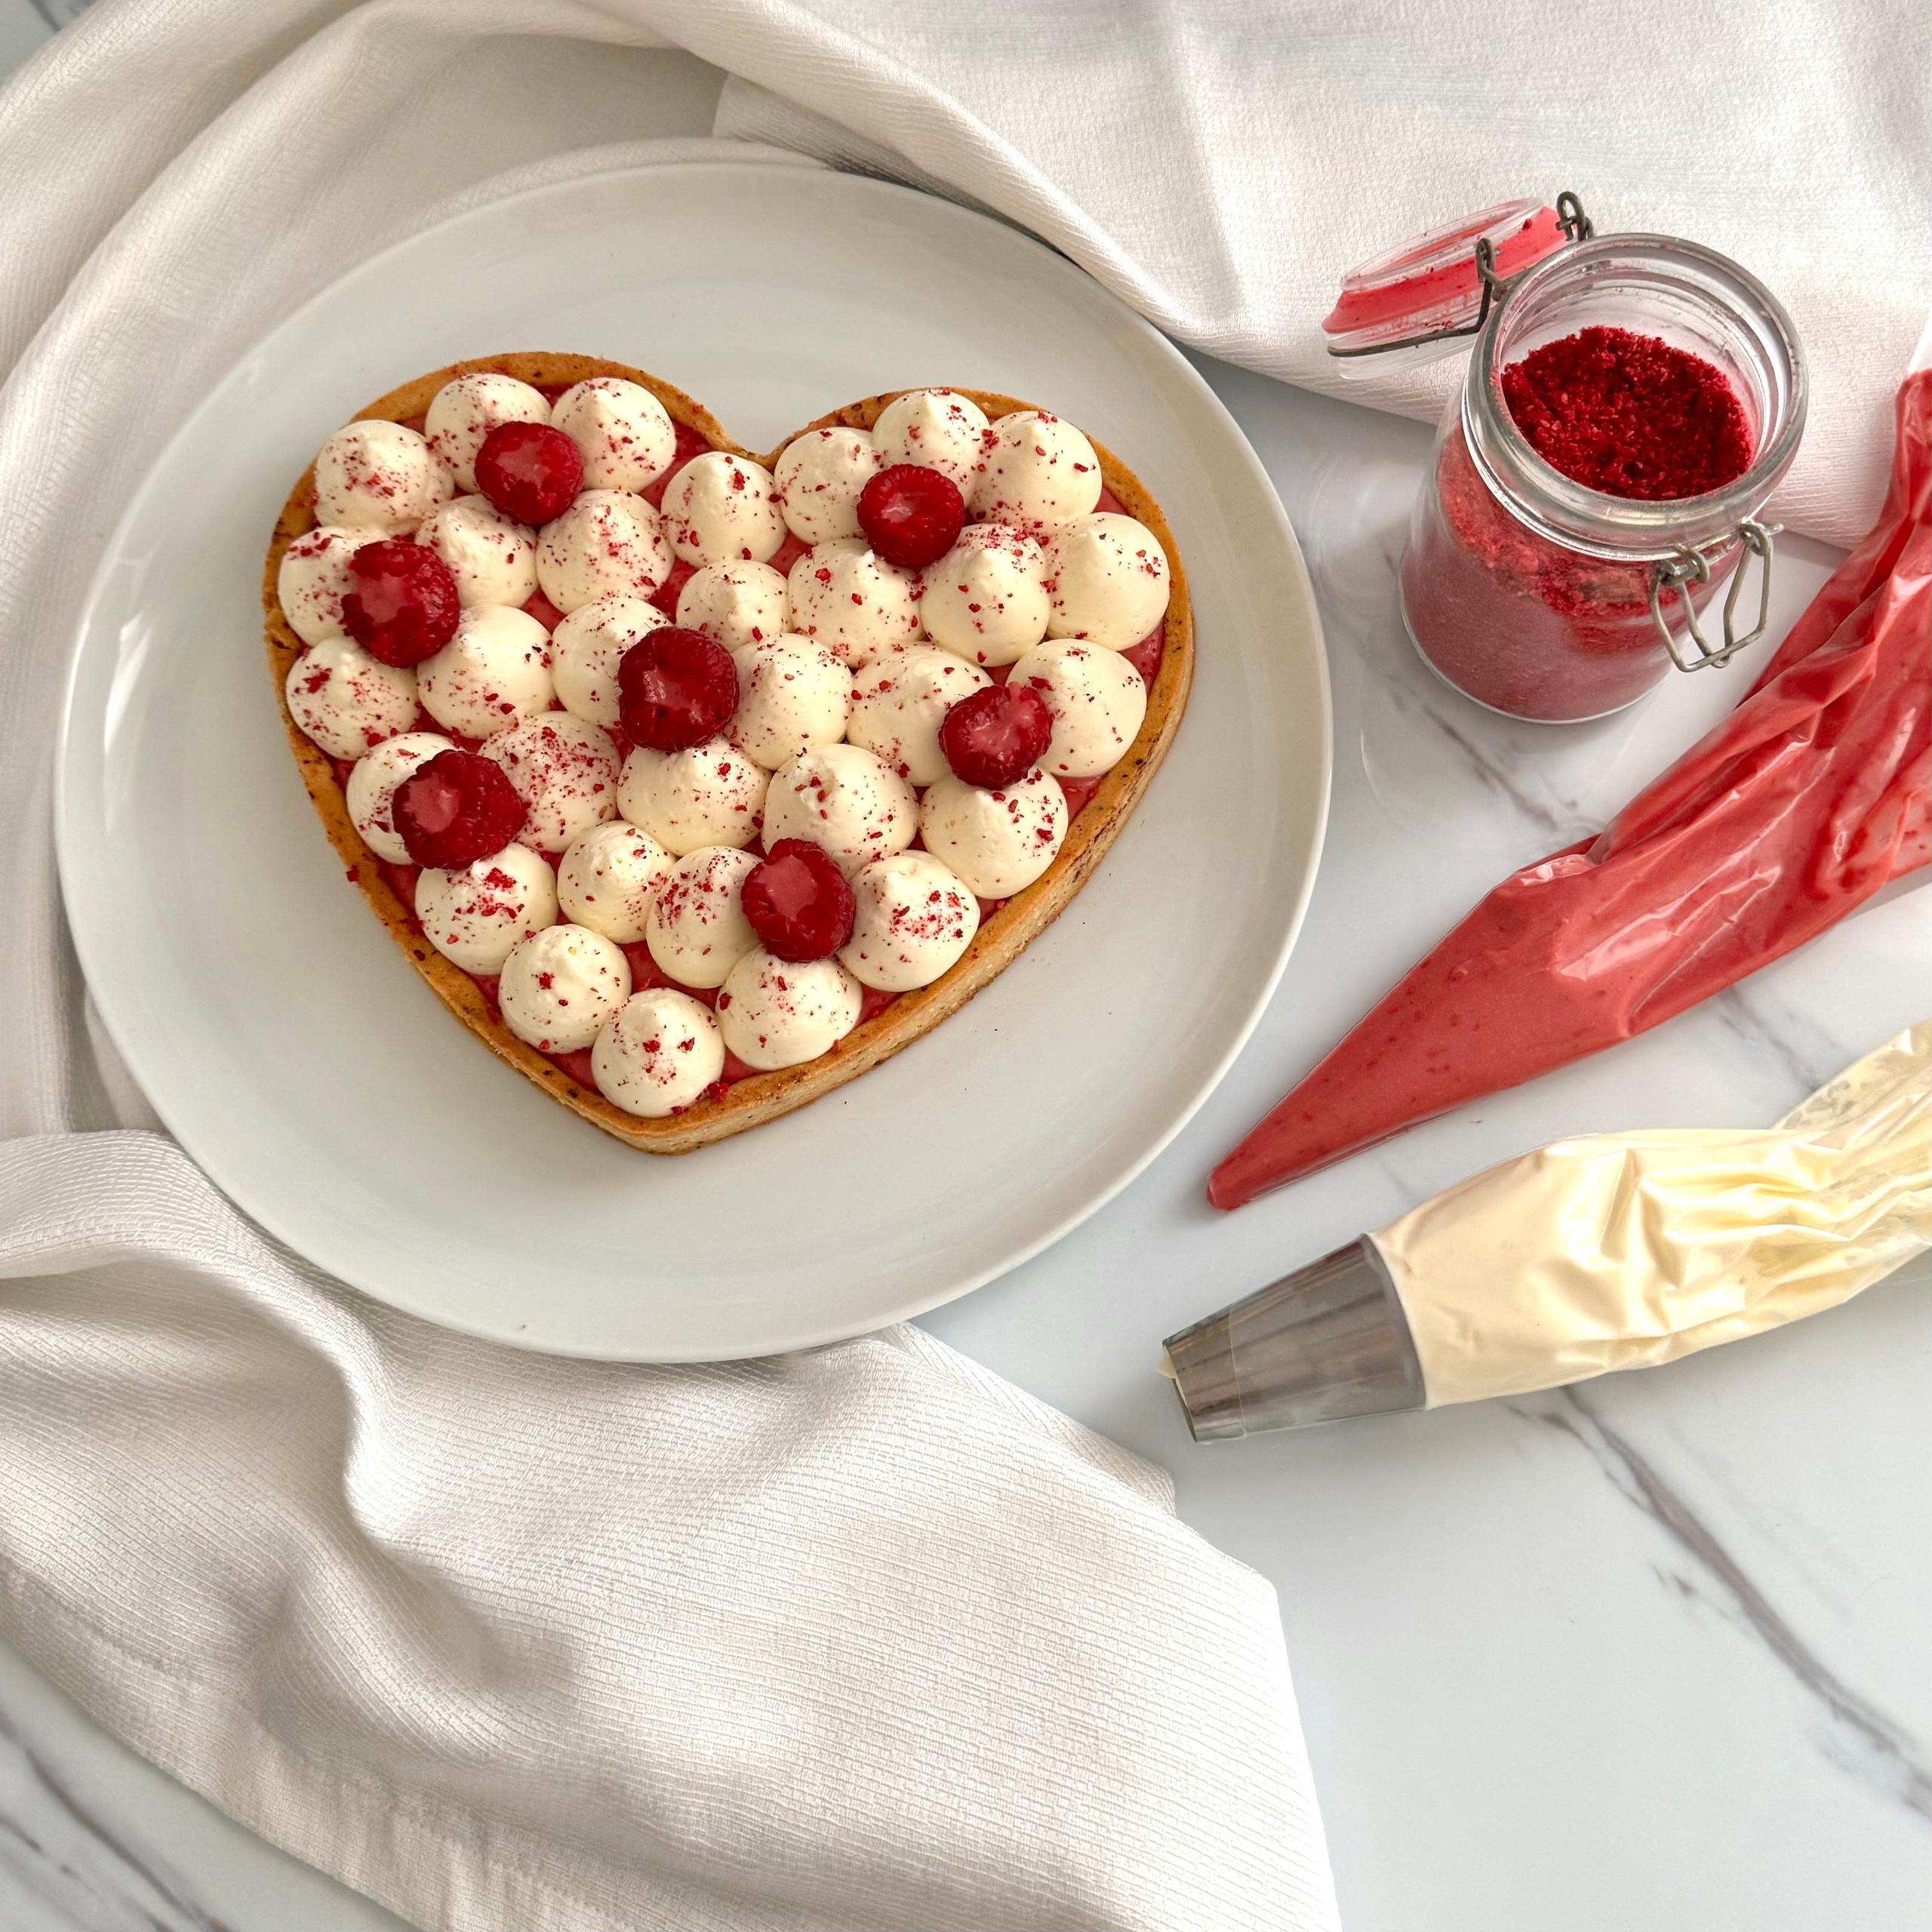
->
[[1166, 1025, 1930, 1440]]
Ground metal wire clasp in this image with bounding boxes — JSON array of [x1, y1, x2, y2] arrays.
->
[[1647, 520, 1780, 672]]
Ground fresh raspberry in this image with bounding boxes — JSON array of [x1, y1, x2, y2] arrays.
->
[[741, 839, 856, 961], [474, 420, 584, 525], [938, 681, 1053, 788], [341, 540, 460, 666], [392, 749, 527, 869], [617, 627, 739, 752], [857, 463, 965, 568]]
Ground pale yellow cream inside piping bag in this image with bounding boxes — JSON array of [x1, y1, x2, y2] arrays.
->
[[1374, 1023, 1931, 1406]]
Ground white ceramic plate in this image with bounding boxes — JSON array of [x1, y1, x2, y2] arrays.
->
[[57, 162, 1329, 1360]]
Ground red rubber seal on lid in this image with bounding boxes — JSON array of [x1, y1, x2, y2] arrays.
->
[[1322, 198, 1567, 360]]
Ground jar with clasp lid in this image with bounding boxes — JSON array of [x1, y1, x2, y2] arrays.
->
[[1324, 194, 1806, 721]]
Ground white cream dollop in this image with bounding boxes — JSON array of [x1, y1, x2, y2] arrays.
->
[[838, 852, 980, 992], [618, 738, 768, 856], [761, 743, 918, 875], [284, 641, 418, 759], [1010, 641, 1147, 778], [871, 389, 990, 494], [972, 411, 1103, 534], [536, 490, 672, 613], [918, 767, 1068, 898], [644, 844, 761, 989], [1046, 512, 1171, 649], [416, 605, 554, 739], [345, 731, 454, 863], [660, 451, 785, 567], [415, 841, 558, 975], [557, 820, 674, 945], [413, 495, 538, 608], [551, 377, 676, 493], [676, 558, 791, 652], [918, 522, 1052, 666], [774, 426, 881, 546], [786, 538, 921, 667], [277, 525, 383, 645], [592, 988, 724, 1118], [313, 420, 454, 532], [481, 712, 620, 852], [550, 594, 665, 728], [848, 644, 991, 786], [497, 922, 631, 1053], [423, 374, 551, 493], [716, 951, 863, 1072], [727, 635, 853, 772]]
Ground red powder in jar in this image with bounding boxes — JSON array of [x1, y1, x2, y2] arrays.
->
[[1502, 326, 1752, 500], [1401, 429, 1666, 719], [1401, 328, 1761, 719]]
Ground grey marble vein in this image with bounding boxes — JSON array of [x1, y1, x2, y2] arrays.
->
[[1377, 656, 1591, 845], [0, 1706, 231, 1932], [1531, 1388, 1932, 1826], [1712, 981, 1863, 1098]]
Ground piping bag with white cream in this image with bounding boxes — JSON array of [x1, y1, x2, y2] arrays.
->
[[1166, 1025, 1930, 1440]]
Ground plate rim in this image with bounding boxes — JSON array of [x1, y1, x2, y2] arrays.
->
[[55, 157, 1332, 1360]]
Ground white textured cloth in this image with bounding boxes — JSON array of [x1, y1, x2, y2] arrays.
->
[[4, 1, 1924, 1926], [708, 0, 1930, 552], [2, 1135, 1330, 1931]]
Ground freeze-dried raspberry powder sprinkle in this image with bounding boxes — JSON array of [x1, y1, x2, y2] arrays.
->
[[343, 540, 460, 666], [475, 420, 585, 525], [617, 627, 739, 751], [392, 748, 528, 869], [741, 840, 855, 961]]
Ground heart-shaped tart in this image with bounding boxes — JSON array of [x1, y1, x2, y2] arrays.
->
[[264, 354, 1192, 1152]]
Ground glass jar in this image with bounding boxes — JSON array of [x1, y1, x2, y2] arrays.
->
[[1392, 232, 1806, 722]]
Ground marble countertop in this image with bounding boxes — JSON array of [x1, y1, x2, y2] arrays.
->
[[5, 14, 1929, 1932]]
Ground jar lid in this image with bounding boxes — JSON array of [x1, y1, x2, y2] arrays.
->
[[1322, 197, 1571, 376]]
